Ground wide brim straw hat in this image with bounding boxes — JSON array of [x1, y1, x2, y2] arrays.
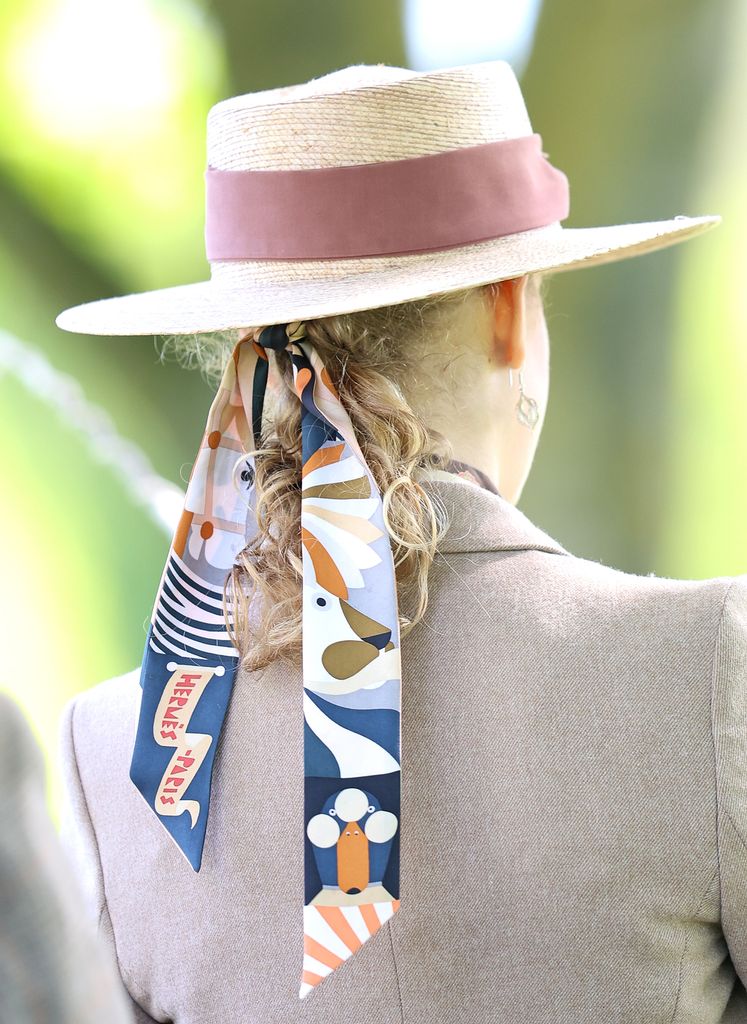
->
[[55, 60, 720, 337]]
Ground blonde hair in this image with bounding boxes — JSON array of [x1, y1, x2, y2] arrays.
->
[[157, 277, 542, 671]]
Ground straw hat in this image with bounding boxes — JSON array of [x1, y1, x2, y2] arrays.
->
[[55, 60, 720, 337]]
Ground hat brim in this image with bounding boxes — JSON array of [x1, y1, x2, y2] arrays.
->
[[55, 215, 720, 336]]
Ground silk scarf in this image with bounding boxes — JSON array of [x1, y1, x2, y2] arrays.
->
[[129, 321, 403, 999]]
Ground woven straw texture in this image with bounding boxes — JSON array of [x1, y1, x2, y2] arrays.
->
[[55, 61, 720, 337]]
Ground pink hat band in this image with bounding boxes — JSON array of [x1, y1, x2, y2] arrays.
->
[[204, 133, 570, 262]]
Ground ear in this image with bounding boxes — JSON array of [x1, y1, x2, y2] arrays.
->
[[487, 275, 528, 370]]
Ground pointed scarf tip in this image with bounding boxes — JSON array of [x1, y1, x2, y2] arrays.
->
[[299, 898, 402, 998]]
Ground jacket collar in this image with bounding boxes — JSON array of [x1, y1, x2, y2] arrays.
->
[[414, 468, 571, 557]]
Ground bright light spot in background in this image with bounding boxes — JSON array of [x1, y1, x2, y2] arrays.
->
[[7, 0, 181, 144], [0, 0, 224, 287], [404, 0, 543, 73]]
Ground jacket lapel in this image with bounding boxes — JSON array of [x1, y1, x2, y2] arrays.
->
[[415, 469, 571, 557]]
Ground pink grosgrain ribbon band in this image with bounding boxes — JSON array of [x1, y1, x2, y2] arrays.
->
[[204, 133, 570, 261]]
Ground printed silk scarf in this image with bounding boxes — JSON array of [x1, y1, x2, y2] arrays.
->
[[129, 321, 402, 999]]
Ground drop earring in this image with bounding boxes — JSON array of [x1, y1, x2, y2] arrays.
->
[[508, 367, 540, 430]]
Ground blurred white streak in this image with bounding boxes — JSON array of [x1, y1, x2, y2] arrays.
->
[[0, 329, 183, 535], [404, 0, 543, 74]]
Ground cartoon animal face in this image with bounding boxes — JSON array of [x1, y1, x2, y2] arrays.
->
[[306, 787, 398, 894], [303, 585, 400, 694]]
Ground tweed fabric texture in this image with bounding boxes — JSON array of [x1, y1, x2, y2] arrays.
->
[[58, 476, 747, 1023]]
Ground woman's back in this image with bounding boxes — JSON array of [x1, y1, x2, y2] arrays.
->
[[60, 473, 747, 1023]]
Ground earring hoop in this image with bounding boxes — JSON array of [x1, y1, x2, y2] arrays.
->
[[508, 367, 540, 430]]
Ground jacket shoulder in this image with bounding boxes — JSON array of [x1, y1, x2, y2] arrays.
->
[[64, 667, 141, 728], [711, 571, 747, 727], [716, 572, 747, 623], [514, 525, 742, 595], [437, 534, 745, 665], [446, 517, 741, 594], [541, 548, 743, 633], [60, 667, 142, 784], [709, 574, 747, 982]]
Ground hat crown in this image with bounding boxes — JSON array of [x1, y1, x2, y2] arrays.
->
[[206, 61, 533, 172]]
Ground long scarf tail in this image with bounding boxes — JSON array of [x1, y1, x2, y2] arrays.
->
[[129, 322, 402, 997]]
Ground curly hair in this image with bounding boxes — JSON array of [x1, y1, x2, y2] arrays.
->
[[156, 275, 543, 671]]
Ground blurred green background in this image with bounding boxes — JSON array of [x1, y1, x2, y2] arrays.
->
[[1, 0, 745, 816]]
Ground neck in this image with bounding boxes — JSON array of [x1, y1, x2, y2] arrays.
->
[[449, 440, 503, 496], [411, 392, 508, 500], [401, 290, 539, 506]]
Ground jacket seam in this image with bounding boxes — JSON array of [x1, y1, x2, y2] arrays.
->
[[100, 901, 160, 1022], [669, 864, 720, 1024], [707, 577, 739, 928], [723, 807, 747, 856], [387, 922, 405, 1024]]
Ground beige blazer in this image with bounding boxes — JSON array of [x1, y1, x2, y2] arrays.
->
[[58, 474, 747, 1023]]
